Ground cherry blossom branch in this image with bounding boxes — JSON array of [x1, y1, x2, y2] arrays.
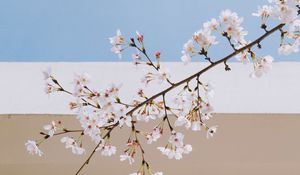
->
[[126, 23, 285, 116], [27, 2, 300, 174]]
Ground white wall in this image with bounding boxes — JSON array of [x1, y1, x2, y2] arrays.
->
[[0, 62, 299, 114]]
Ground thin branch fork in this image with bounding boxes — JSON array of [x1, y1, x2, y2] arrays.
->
[[75, 123, 118, 175], [134, 44, 175, 86], [126, 23, 285, 116]]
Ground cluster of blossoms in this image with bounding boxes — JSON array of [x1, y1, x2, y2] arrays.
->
[[253, 0, 300, 55], [109, 29, 125, 58], [219, 10, 248, 46], [172, 84, 214, 131], [157, 131, 192, 160], [25, 140, 43, 156], [96, 144, 117, 157], [61, 136, 85, 155], [26, 0, 299, 174], [43, 68, 63, 94], [131, 95, 165, 122], [141, 68, 171, 86], [181, 9, 248, 65], [145, 127, 162, 144], [250, 55, 274, 78]]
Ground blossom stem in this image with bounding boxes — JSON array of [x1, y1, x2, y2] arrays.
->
[[223, 33, 237, 51], [134, 46, 174, 85], [196, 76, 204, 123], [115, 101, 135, 107], [75, 123, 118, 175], [126, 23, 285, 116], [40, 129, 84, 139], [199, 49, 214, 64], [60, 89, 101, 109], [162, 94, 173, 131]]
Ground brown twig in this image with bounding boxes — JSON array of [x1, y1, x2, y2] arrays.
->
[[61, 89, 100, 109], [134, 46, 175, 86], [75, 123, 118, 175], [40, 129, 84, 139], [196, 75, 204, 123], [162, 94, 173, 131]]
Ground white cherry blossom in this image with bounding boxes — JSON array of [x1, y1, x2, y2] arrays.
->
[[44, 84, 59, 94], [146, 128, 162, 144], [157, 147, 175, 159], [109, 29, 125, 58], [203, 18, 219, 32], [219, 9, 248, 45], [60, 136, 85, 155], [25, 140, 43, 156], [278, 42, 300, 55], [73, 73, 91, 97], [168, 132, 184, 147], [252, 5, 273, 22], [288, 19, 300, 40], [43, 121, 57, 137], [119, 115, 132, 128], [181, 53, 192, 65], [133, 100, 164, 122], [120, 153, 135, 164], [109, 29, 124, 45], [251, 55, 274, 78], [174, 116, 190, 128], [180, 39, 194, 64], [193, 30, 218, 49], [182, 39, 194, 54], [156, 68, 171, 84], [141, 68, 171, 85], [199, 101, 214, 120], [98, 145, 117, 157], [191, 121, 201, 131], [183, 144, 193, 154], [236, 50, 250, 64], [270, 2, 298, 24]]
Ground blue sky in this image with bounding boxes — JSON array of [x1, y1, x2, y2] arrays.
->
[[0, 0, 299, 62]]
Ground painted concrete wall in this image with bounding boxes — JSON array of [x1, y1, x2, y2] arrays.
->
[[0, 62, 299, 114]]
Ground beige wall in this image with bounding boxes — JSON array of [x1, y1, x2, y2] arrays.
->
[[1, 114, 300, 175]]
